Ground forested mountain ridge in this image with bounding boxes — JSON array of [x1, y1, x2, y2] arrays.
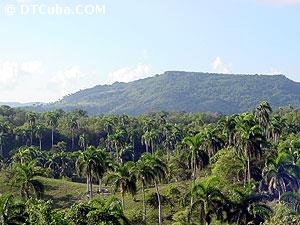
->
[[37, 71, 300, 114]]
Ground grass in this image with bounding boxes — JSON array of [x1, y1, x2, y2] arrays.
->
[[0, 171, 189, 224]]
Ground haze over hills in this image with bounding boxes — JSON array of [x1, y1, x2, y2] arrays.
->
[[20, 71, 298, 115], [0, 102, 44, 108]]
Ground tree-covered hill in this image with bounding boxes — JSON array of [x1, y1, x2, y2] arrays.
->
[[37, 71, 300, 115]]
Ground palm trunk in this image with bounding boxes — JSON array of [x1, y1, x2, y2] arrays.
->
[[39, 138, 42, 150], [121, 189, 125, 211], [142, 181, 147, 223], [191, 153, 196, 206], [30, 129, 33, 146], [154, 181, 163, 225], [98, 178, 102, 193], [86, 175, 90, 195], [151, 139, 154, 154], [51, 126, 54, 148], [71, 130, 74, 150], [246, 149, 251, 183], [0, 144, 3, 158], [89, 174, 93, 199], [244, 166, 247, 188]]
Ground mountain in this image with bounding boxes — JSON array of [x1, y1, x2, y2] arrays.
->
[[37, 71, 300, 115]]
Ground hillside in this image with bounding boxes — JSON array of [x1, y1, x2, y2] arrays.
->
[[39, 71, 300, 114]]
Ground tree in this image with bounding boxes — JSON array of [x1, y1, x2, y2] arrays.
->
[[280, 191, 300, 213], [67, 196, 129, 225], [141, 153, 166, 225], [46, 112, 59, 149], [135, 155, 155, 223], [26, 112, 36, 146], [218, 115, 236, 146], [78, 133, 88, 151], [13, 160, 46, 199], [189, 177, 225, 225], [106, 161, 137, 210], [202, 127, 224, 157], [0, 123, 9, 158], [35, 124, 46, 150], [12, 146, 40, 166], [262, 152, 299, 199], [0, 131, 6, 158], [234, 113, 265, 183], [269, 115, 286, 144], [69, 116, 79, 150], [76, 146, 103, 199], [94, 149, 112, 193], [254, 101, 272, 136], [25, 198, 67, 225], [0, 193, 26, 225], [141, 131, 151, 153], [184, 133, 209, 205], [45, 151, 72, 178], [230, 187, 272, 225]]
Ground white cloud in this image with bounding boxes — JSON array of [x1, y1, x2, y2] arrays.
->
[[52, 66, 85, 85], [50, 66, 95, 97], [0, 60, 42, 86], [212, 57, 231, 74], [21, 61, 42, 74], [16, 0, 33, 3], [270, 68, 282, 75], [0, 61, 19, 85], [107, 64, 152, 83], [259, 0, 300, 5]]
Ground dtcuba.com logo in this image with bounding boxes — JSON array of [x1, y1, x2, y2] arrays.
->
[[3, 2, 106, 16]]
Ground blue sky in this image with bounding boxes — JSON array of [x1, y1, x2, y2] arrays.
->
[[0, 0, 300, 102]]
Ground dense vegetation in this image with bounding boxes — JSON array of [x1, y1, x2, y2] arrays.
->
[[30, 71, 300, 115], [0, 102, 300, 224]]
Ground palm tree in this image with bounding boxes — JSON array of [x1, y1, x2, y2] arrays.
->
[[280, 191, 300, 213], [141, 153, 166, 225], [46, 112, 59, 148], [94, 149, 112, 193], [202, 127, 224, 157], [13, 160, 46, 199], [109, 129, 127, 163], [0, 131, 5, 158], [218, 115, 236, 146], [106, 161, 137, 210], [0, 123, 9, 158], [12, 146, 40, 166], [0, 193, 26, 225], [254, 101, 272, 136], [35, 124, 45, 150], [69, 116, 79, 150], [234, 113, 265, 183], [87, 197, 130, 225], [148, 130, 161, 153], [262, 152, 299, 199], [269, 115, 286, 144], [135, 155, 155, 223], [79, 133, 88, 150], [184, 133, 209, 205], [76, 146, 103, 199], [26, 112, 36, 146], [189, 177, 225, 225], [230, 187, 272, 225], [45, 151, 72, 178], [141, 131, 151, 153]]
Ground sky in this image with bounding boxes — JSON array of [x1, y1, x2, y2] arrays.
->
[[0, 0, 300, 103]]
